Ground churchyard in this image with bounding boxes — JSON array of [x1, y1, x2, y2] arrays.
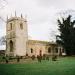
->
[[0, 56, 75, 75]]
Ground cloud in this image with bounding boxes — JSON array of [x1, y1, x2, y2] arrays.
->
[[0, 0, 59, 41], [1, 0, 75, 41], [36, 0, 75, 9]]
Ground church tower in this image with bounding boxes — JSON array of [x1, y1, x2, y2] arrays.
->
[[6, 14, 28, 56]]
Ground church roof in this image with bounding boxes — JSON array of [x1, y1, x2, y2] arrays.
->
[[28, 40, 57, 45]]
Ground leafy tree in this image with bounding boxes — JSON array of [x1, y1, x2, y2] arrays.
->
[[56, 15, 75, 55]]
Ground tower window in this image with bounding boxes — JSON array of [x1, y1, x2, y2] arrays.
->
[[31, 48, 33, 53], [20, 23, 23, 29], [48, 47, 51, 53], [10, 23, 12, 30]]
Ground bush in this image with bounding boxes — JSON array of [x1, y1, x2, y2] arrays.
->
[[5, 56, 9, 63], [16, 56, 20, 62], [42, 54, 46, 60], [37, 55, 42, 62], [46, 55, 49, 61], [52, 55, 57, 61], [31, 55, 35, 60]]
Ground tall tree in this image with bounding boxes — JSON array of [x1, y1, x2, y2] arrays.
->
[[56, 15, 75, 55]]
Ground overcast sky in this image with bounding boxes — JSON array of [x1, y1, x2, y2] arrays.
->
[[0, 0, 75, 42]]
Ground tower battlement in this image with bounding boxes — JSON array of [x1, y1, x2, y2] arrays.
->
[[7, 17, 27, 23]]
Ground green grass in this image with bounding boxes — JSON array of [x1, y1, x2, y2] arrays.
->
[[0, 57, 75, 75]]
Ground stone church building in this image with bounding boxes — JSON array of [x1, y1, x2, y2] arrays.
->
[[6, 15, 64, 57]]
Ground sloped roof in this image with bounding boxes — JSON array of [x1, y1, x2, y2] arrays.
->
[[28, 40, 57, 45]]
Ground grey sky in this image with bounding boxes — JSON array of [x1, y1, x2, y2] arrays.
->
[[0, 0, 75, 42]]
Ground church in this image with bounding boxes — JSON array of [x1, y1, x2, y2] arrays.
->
[[5, 14, 64, 57]]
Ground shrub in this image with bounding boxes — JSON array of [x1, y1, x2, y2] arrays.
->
[[31, 55, 35, 60]]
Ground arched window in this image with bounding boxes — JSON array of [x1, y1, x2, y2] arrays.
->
[[48, 47, 51, 53], [10, 23, 12, 30], [31, 48, 33, 53], [20, 23, 23, 29], [10, 40, 13, 52], [55, 48, 58, 53], [39, 50, 42, 56]]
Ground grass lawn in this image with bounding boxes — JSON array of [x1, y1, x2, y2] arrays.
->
[[0, 57, 75, 75]]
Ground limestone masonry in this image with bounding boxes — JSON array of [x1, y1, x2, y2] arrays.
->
[[6, 15, 65, 57]]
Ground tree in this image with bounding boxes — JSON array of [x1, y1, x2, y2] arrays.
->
[[0, 36, 6, 45], [56, 15, 75, 55]]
